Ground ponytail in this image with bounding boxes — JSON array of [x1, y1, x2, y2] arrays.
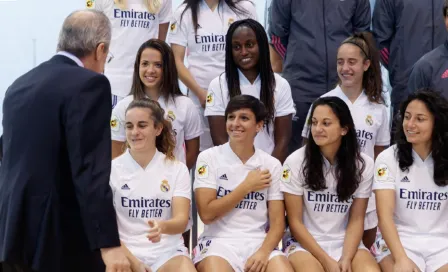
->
[[126, 98, 176, 161], [114, 0, 162, 14], [341, 31, 385, 105]]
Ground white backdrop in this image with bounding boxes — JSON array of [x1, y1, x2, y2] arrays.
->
[[0, 0, 268, 134]]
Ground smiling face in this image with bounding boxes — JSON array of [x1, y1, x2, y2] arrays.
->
[[337, 43, 370, 89], [125, 107, 162, 152], [139, 48, 163, 94], [311, 105, 348, 148], [403, 99, 434, 146], [231, 26, 260, 73], [226, 108, 263, 144]]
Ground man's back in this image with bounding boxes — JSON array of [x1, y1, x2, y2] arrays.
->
[[0, 55, 117, 271]]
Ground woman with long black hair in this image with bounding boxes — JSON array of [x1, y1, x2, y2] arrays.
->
[[282, 96, 380, 271], [205, 18, 295, 163], [372, 89, 448, 272], [168, 0, 257, 152]]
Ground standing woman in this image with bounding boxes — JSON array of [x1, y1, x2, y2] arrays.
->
[[282, 97, 380, 272], [168, 0, 257, 152], [205, 19, 295, 163], [110, 99, 196, 272], [372, 89, 448, 272], [302, 32, 390, 248], [111, 39, 202, 170], [193, 95, 293, 272], [88, 0, 172, 107]]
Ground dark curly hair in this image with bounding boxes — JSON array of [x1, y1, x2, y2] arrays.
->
[[394, 89, 448, 186], [303, 97, 365, 201]]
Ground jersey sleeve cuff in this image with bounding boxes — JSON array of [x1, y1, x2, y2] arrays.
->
[[276, 109, 296, 117], [173, 193, 191, 200], [280, 188, 303, 196], [204, 110, 225, 116], [185, 131, 203, 141], [193, 183, 216, 191], [111, 135, 126, 142], [167, 39, 188, 47], [375, 140, 390, 146], [354, 193, 371, 199], [372, 183, 396, 190]]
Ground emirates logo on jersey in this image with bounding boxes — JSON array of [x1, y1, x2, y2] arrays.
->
[[160, 180, 170, 193]]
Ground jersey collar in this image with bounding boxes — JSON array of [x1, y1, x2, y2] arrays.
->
[[223, 142, 261, 168], [125, 148, 162, 172], [334, 85, 368, 106], [238, 69, 261, 86], [412, 149, 434, 168]]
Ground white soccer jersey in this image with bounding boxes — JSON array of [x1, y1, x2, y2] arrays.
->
[[194, 143, 284, 240], [373, 145, 448, 238], [110, 150, 191, 264], [111, 95, 203, 164], [89, 0, 172, 98], [281, 147, 374, 242], [167, 0, 257, 105], [301, 86, 390, 159], [204, 72, 295, 154]]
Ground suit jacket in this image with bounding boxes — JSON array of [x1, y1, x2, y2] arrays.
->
[[0, 55, 120, 272]]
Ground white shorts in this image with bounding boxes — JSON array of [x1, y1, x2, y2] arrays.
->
[[284, 237, 368, 261], [112, 94, 124, 109], [372, 233, 448, 272], [143, 245, 190, 272], [192, 237, 285, 271]]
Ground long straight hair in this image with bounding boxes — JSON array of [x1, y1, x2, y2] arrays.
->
[[224, 18, 276, 130], [130, 39, 183, 104], [303, 97, 365, 201], [180, 0, 251, 33], [114, 0, 162, 13]]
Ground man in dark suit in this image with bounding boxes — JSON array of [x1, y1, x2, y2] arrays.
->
[[0, 10, 132, 272]]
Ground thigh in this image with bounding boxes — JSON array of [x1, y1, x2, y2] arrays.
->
[[193, 238, 241, 271], [266, 255, 294, 272], [158, 256, 196, 272], [351, 249, 380, 272], [378, 255, 395, 272], [288, 251, 324, 272], [196, 256, 234, 272]]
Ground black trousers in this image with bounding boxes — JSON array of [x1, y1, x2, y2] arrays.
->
[[1, 263, 34, 272]]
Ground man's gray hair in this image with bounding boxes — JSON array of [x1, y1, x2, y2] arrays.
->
[[57, 9, 112, 58]]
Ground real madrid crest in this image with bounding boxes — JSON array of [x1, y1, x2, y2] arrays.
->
[[160, 180, 170, 193], [365, 114, 374, 126], [167, 110, 176, 122]]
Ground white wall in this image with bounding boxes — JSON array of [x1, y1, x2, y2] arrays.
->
[[0, 0, 266, 134]]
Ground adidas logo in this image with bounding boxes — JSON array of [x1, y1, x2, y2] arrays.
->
[[400, 176, 410, 183], [121, 184, 130, 190], [442, 69, 448, 79], [219, 174, 228, 180]]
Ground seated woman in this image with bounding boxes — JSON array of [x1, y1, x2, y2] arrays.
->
[[193, 95, 293, 272], [373, 89, 448, 272], [110, 99, 196, 272], [282, 96, 380, 272], [204, 18, 295, 163]]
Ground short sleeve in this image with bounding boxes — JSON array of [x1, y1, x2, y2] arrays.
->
[[274, 76, 295, 117], [301, 107, 313, 138], [184, 98, 204, 140], [193, 151, 217, 190], [372, 149, 397, 190], [173, 163, 192, 200], [110, 98, 129, 142], [158, 0, 172, 24], [267, 160, 284, 201], [167, 5, 189, 47], [204, 76, 227, 116], [238, 0, 258, 20], [280, 152, 305, 196], [354, 155, 374, 198], [375, 105, 391, 146]]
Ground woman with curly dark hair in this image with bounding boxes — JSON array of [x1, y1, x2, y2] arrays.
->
[[281, 96, 379, 271], [372, 89, 448, 272]]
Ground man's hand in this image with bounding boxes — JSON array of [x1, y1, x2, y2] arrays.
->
[[100, 246, 132, 272]]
